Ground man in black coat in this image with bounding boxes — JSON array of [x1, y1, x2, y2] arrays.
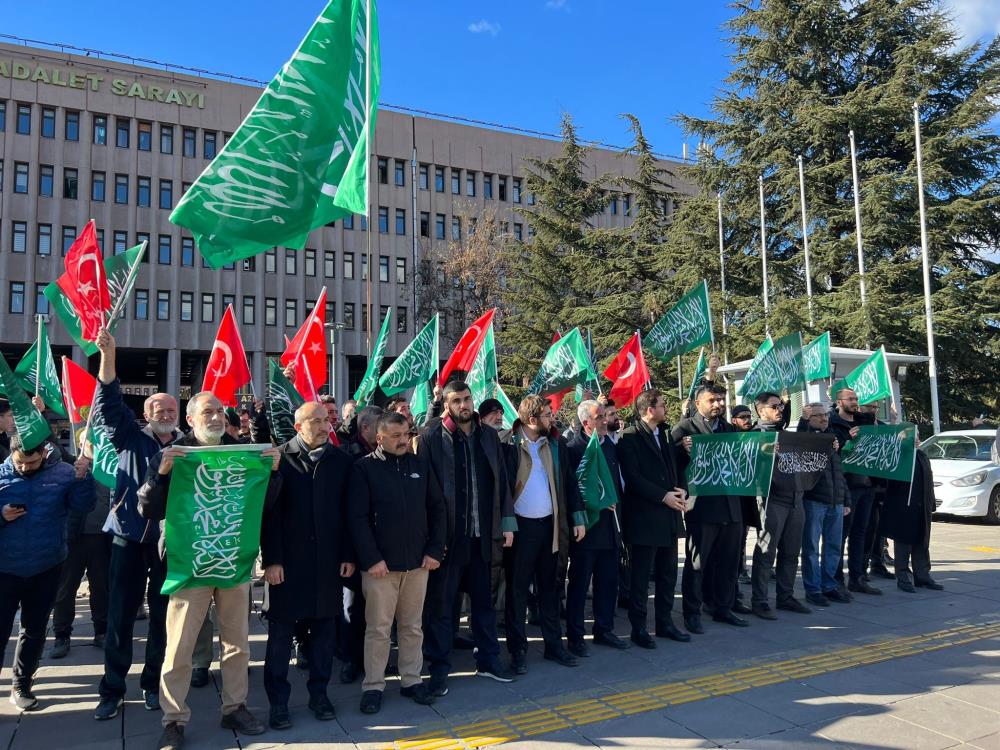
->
[[616, 388, 690, 649], [566, 400, 629, 656], [882, 445, 943, 593], [672, 385, 749, 634], [260, 402, 356, 730]]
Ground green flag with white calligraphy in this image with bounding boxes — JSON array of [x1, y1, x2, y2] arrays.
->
[[89, 420, 119, 490], [0, 355, 51, 451], [161, 446, 273, 595], [830, 347, 892, 405], [840, 423, 917, 482], [527, 328, 597, 397], [379, 314, 438, 396], [267, 358, 304, 444], [686, 432, 777, 497], [645, 280, 713, 361], [169, 0, 381, 267], [495, 384, 519, 431], [469, 324, 499, 406], [12, 324, 66, 417], [687, 347, 707, 403], [737, 332, 806, 398], [354, 309, 393, 407], [803, 331, 831, 381], [575, 431, 619, 530], [411, 379, 432, 428]]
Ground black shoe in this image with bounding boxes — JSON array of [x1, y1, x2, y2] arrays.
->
[[400, 683, 436, 705], [158, 721, 184, 750], [752, 603, 778, 621], [453, 632, 476, 650], [593, 632, 630, 650], [92, 632, 106, 649], [870, 565, 896, 580], [144, 690, 161, 711], [738, 572, 752, 585], [683, 615, 705, 635], [915, 579, 944, 591], [897, 579, 916, 593], [308, 694, 336, 721], [360, 690, 382, 715], [630, 630, 657, 649], [94, 696, 122, 720], [732, 600, 753, 615], [477, 660, 515, 682], [190, 667, 210, 688], [848, 579, 882, 595], [776, 598, 812, 614], [428, 674, 449, 697], [568, 640, 591, 658], [510, 650, 528, 675], [656, 624, 692, 642], [712, 611, 750, 627], [220, 705, 266, 736], [10, 685, 38, 712], [340, 661, 361, 684], [543, 646, 579, 667], [806, 593, 830, 607], [269, 705, 292, 730], [51, 636, 71, 659], [823, 588, 851, 603]]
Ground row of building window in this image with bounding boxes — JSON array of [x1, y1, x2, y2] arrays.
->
[[0, 101, 223, 158], [2, 161, 179, 207], [377, 157, 534, 205]]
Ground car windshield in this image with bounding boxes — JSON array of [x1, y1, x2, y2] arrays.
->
[[922, 435, 994, 461]]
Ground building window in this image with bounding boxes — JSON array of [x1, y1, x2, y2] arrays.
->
[[323, 250, 335, 277], [499, 176, 508, 201], [160, 124, 174, 154], [138, 121, 152, 151], [435, 166, 445, 193], [62, 226, 76, 255], [264, 298, 277, 326], [16, 104, 31, 135], [182, 237, 195, 267], [396, 257, 406, 284], [242, 256, 256, 273], [114, 174, 128, 204], [361, 304, 369, 333], [201, 293, 214, 322], [623, 194, 632, 216], [116, 117, 130, 148], [285, 250, 296, 275], [284, 299, 297, 327], [610, 195, 618, 215], [157, 291, 170, 320], [41, 107, 55, 138], [265, 249, 276, 273], [159, 180, 173, 210], [9, 282, 25, 314], [180, 292, 193, 322], [419, 164, 429, 190], [378, 206, 389, 234], [64, 168, 78, 199], [39, 165, 54, 197], [514, 223, 523, 241], [469, 217, 478, 236], [204, 131, 217, 159], [14, 163, 29, 194], [344, 303, 355, 330], [397, 306, 408, 334], [35, 283, 49, 315], [92, 171, 106, 202], [93, 114, 107, 145], [344, 252, 354, 279], [452, 217, 461, 241], [465, 171, 475, 197], [65, 110, 80, 141], [379, 255, 389, 283], [394, 159, 405, 186], [483, 173, 493, 199], [223, 294, 235, 311], [305, 249, 316, 276], [344, 214, 354, 230], [183, 128, 196, 158], [113, 231, 128, 255], [361, 254, 368, 280], [242, 296, 255, 325], [527, 191, 536, 206], [0, 102, 6, 131], [135, 232, 147, 254], [435, 214, 446, 240], [395, 208, 406, 236], [380, 305, 390, 324], [137, 176, 151, 207], [377, 157, 388, 185], [451, 170, 460, 195], [37, 224, 52, 256], [134, 289, 149, 320], [513, 178, 522, 204], [158, 235, 172, 265], [420, 211, 429, 237]]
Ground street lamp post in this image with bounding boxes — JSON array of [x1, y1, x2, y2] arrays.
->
[[325, 321, 345, 401]]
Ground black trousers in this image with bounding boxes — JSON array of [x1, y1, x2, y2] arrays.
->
[[99, 537, 168, 699], [836, 487, 875, 584], [628, 542, 679, 634], [566, 546, 618, 643], [751, 501, 804, 607], [52, 534, 111, 638], [0, 564, 63, 688], [336, 573, 366, 668], [264, 616, 336, 707], [505, 516, 562, 654], [894, 542, 931, 584], [682, 520, 740, 617]]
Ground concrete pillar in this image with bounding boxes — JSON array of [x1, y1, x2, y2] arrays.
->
[[166, 348, 181, 398]]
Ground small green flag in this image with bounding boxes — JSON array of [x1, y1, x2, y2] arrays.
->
[[495, 384, 519, 431], [738, 332, 806, 398], [803, 331, 832, 381], [645, 280, 713, 361], [169, 0, 381, 267], [469, 324, 499, 407], [379, 314, 438, 396], [575, 329, 601, 402], [354, 309, 393, 407], [687, 347, 707, 403], [267, 358, 304, 444], [686, 432, 777, 497], [527, 328, 598, 397], [841, 423, 917, 482], [161, 445, 273, 595], [13, 324, 66, 417], [411, 379, 432, 428], [830, 347, 892, 405], [88, 422, 119, 490], [0, 355, 51, 451], [575, 431, 619, 530]]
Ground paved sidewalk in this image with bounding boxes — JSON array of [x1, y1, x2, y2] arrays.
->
[[1, 517, 998, 750]]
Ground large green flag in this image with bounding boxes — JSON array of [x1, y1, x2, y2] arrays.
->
[[575, 329, 601, 402], [12, 324, 66, 417], [840, 423, 917, 482], [527, 328, 598, 397], [738, 332, 806, 398], [354, 309, 393, 407], [162, 445, 273, 595], [686, 432, 777, 497], [575, 431, 619, 530], [379, 314, 438, 396], [645, 281, 713, 361], [267, 358, 304, 444], [469, 325, 499, 407], [803, 331, 832, 381], [687, 347, 707, 403], [169, 0, 381, 267], [0, 355, 51, 451], [44, 243, 145, 356], [830, 347, 892, 405]]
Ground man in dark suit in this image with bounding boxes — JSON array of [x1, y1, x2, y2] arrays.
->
[[671, 385, 749, 634], [616, 389, 690, 649]]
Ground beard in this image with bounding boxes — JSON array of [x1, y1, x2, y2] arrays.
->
[[149, 421, 177, 436], [451, 408, 473, 424], [194, 424, 225, 444]]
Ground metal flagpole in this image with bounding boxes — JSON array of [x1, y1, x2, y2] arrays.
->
[[364, 0, 373, 356], [848, 130, 868, 307], [797, 155, 815, 328], [34, 315, 43, 397], [913, 102, 942, 435], [717, 193, 727, 338], [676, 355, 683, 400], [758, 176, 770, 334]]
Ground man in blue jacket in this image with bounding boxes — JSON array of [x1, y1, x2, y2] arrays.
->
[[91, 330, 182, 720], [0, 433, 95, 711]]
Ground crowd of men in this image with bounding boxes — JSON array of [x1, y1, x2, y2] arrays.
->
[[0, 336, 944, 750]]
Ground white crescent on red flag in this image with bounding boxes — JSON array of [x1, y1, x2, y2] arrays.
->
[[203, 305, 253, 406], [603, 332, 650, 408], [56, 221, 111, 341], [439, 308, 496, 386]]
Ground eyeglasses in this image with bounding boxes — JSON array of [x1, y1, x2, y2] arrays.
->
[[766, 402, 784, 411]]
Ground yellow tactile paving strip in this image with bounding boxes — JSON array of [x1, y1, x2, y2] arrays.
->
[[385, 620, 1000, 750]]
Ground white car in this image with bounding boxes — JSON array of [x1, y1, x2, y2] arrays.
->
[[922, 430, 1000, 524]]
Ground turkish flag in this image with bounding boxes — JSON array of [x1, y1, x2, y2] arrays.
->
[[56, 221, 111, 341], [282, 288, 327, 398], [203, 305, 252, 407], [61, 357, 97, 424], [439, 308, 496, 386], [603, 332, 650, 408]]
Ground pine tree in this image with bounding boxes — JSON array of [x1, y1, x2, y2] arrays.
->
[[669, 0, 1000, 422]]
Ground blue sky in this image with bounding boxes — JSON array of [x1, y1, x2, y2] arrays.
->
[[3, 1, 998, 158]]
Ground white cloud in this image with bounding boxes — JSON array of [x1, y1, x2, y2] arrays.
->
[[468, 19, 502, 36], [546, 0, 570, 10], [944, 0, 1000, 42]]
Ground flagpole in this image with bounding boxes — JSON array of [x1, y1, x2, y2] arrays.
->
[[717, 193, 727, 338], [364, 0, 374, 357], [758, 175, 770, 335], [229, 303, 258, 402], [34, 315, 43, 397], [105, 240, 148, 326], [913, 102, 941, 435], [848, 130, 868, 309], [797, 155, 815, 328], [676, 355, 683, 400]]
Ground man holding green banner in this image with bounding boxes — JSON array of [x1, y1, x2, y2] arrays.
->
[[138, 392, 281, 749]]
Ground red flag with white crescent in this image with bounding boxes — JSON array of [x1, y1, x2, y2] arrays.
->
[[603, 332, 650, 408], [61, 357, 98, 424], [55, 221, 111, 341], [439, 308, 496, 386], [203, 305, 252, 407], [282, 288, 327, 396]]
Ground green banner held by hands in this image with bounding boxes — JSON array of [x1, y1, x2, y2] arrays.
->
[[686, 432, 777, 497], [841, 423, 917, 482]]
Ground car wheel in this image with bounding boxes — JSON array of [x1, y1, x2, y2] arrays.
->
[[985, 486, 1000, 526]]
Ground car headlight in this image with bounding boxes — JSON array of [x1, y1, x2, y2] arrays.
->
[[951, 471, 988, 487]]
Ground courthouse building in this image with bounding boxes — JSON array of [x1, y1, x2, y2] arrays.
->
[[0, 38, 692, 409]]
